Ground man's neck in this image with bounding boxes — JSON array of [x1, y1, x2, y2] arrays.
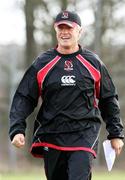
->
[[57, 45, 79, 55]]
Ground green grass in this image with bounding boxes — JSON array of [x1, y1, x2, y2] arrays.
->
[[0, 171, 125, 180], [93, 171, 125, 180], [0, 173, 46, 180]]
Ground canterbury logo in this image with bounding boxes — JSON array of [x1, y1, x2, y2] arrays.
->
[[61, 75, 76, 86]]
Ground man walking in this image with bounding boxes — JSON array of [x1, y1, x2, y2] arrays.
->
[[9, 10, 124, 180]]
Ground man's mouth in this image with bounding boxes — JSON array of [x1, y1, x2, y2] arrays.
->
[[61, 36, 70, 40]]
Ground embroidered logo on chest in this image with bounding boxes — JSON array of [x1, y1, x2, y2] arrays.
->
[[61, 75, 76, 86], [64, 60, 73, 71]]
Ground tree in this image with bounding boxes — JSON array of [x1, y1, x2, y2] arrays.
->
[[24, 0, 41, 66]]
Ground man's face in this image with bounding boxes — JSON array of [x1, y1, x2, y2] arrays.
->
[[54, 24, 82, 49]]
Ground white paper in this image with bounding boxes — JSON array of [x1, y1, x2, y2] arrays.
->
[[103, 140, 116, 171]]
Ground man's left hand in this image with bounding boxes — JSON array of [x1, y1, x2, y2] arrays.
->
[[111, 138, 124, 156]]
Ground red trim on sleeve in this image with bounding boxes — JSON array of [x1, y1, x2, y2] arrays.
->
[[76, 54, 101, 107], [37, 55, 61, 95]]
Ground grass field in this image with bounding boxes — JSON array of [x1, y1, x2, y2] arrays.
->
[[0, 171, 125, 180]]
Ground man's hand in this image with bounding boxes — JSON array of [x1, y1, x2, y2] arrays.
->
[[111, 138, 124, 156], [12, 134, 25, 148]]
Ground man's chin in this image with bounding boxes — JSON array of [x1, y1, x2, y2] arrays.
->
[[60, 43, 71, 49]]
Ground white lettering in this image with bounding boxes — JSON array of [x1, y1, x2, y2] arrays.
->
[[61, 75, 76, 86]]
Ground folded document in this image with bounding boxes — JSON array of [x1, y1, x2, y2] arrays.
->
[[103, 140, 116, 171]]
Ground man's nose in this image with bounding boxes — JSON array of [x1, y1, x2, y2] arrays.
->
[[61, 28, 69, 33]]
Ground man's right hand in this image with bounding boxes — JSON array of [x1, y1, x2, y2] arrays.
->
[[12, 134, 25, 148]]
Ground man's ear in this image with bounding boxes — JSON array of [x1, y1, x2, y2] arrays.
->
[[79, 27, 83, 35], [78, 27, 83, 39], [54, 24, 58, 32]]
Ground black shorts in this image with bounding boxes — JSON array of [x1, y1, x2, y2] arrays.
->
[[43, 148, 93, 180]]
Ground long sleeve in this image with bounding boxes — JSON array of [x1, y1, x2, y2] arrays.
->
[[9, 65, 39, 141], [98, 62, 124, 139]]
